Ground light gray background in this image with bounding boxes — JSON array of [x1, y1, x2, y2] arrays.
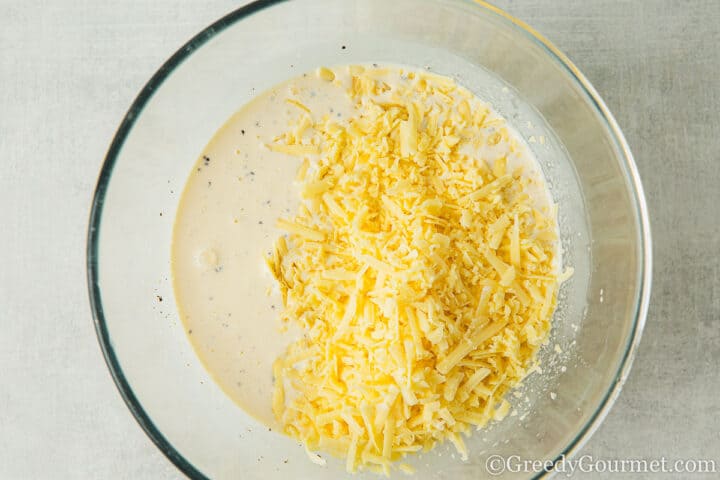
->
[[1, 1, 718, 478]]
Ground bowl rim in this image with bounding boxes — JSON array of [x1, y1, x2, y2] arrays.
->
[[86, 1, 652, 478]]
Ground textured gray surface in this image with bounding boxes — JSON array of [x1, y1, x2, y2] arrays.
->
[[0, 1, 718, 478]]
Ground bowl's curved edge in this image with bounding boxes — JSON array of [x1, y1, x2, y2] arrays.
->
[[86, 1, 288, 479], [87, 1, 653, 479], [474, 1, 653, 476]]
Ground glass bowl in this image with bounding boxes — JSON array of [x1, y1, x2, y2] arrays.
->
[[87, 1, 652, 478]]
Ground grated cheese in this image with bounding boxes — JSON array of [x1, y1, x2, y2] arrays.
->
[[265, 65, 562, 473]]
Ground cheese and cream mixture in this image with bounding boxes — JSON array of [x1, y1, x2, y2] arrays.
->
[[172, 65, 561, 474]]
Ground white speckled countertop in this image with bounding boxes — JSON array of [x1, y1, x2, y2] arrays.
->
[[1, 1, 718, 478]]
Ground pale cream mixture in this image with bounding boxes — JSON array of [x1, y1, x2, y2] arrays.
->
[[171, 64, 556, 431]]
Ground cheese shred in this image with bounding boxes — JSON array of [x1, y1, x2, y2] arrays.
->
[[266, 66, 561, 473]]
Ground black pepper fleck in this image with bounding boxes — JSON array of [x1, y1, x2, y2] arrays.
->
[[283, 460, 288, 464], [188, 329, 193, 334], [249, 171, 255, 175], [341, 45, 346, 50], [203, 155, 210, 165], [258, 220, 263, 225], [156, 295, 163, 302], [159, 212, 163, 216], [241, 129, 245, 135]]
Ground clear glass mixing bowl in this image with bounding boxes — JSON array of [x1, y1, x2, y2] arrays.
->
[[87, 1, 651, 478]]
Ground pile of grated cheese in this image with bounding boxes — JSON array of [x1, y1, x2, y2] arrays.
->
[[265, 65, 560, 474]]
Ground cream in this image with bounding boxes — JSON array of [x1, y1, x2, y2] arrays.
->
[[171, 64, 556, 429]]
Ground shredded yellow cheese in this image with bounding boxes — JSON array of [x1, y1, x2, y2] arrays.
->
[[266, 66, 560, 473]]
